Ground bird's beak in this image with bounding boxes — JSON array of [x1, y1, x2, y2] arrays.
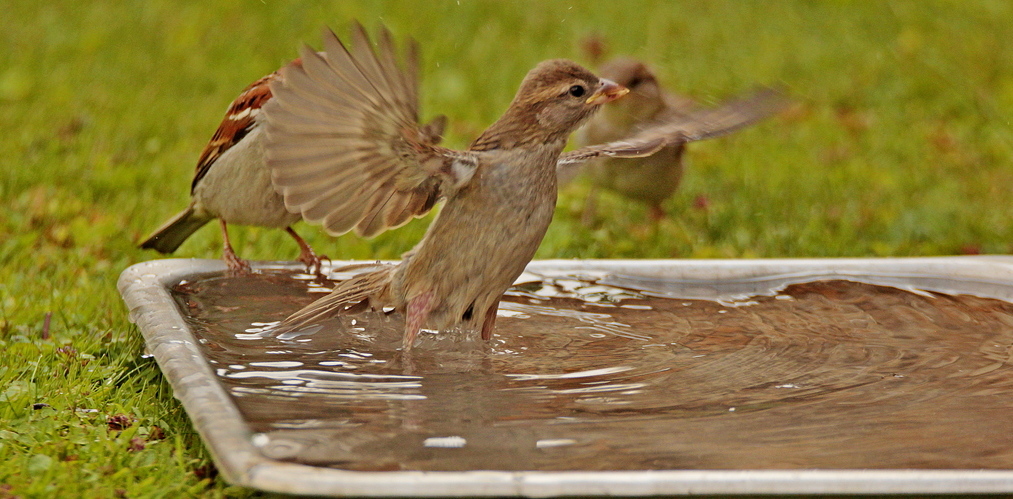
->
[[586, 79, 630, 105]]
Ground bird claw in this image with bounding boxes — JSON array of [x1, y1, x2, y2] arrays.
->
[[223, 252, 252, 275], [648, 203, 667, 221], [301, 252, 331, 278], [220, 220, 252, 275]]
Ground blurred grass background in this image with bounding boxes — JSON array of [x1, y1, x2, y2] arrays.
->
[[2, 0, 1012, 496]]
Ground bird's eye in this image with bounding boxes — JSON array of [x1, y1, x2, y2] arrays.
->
[[568, 85, 586, 98]]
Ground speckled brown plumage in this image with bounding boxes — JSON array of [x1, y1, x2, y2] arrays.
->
[[138, 58, 329, 274]]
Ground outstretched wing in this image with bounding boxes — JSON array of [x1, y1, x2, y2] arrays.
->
[[558, 87, 786, 170], [263, 23, 476, 238]]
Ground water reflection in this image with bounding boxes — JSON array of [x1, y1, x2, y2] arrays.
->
[[172, 268, 1013, 471]]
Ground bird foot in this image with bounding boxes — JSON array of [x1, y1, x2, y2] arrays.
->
[[580, 190, 599, 226], [223, 252, 252, 275], [403, 291, 435, 351], [287, 227, 328, 277], [300, 252, 331, 278], [648, 204, 667, 222], [481, 298, 501, 340], [220, 220, 251, 275]]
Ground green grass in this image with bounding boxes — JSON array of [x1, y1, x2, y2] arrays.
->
[[2, 0, 1013, 496]]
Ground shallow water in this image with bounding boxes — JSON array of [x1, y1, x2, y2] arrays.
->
[[172, 268, 1013, 471]]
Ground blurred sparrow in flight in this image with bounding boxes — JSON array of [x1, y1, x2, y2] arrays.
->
[[569, 57, 783, 221]]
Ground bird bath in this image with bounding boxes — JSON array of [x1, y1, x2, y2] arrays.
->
[[118, 256, 1013, 496]]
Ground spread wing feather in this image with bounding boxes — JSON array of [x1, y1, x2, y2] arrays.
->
[[558, 87, 786, 169], [264, 23, 473, 238]]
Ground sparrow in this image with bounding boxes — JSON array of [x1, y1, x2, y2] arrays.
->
[[264, 24, 779, 350], [568, 57, 782, 221], [136, 63, 447, 274]]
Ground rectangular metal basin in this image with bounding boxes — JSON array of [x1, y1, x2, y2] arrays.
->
[[118, 256, 1013, 496]]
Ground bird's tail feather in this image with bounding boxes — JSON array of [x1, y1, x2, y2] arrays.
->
[[138, 206, 211, 254], [276, 264, 395, 333]]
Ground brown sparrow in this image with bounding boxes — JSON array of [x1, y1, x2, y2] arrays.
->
[[569, 57, 783, 221], [137, 63, 445, 274], [265, 24, 766, 350]]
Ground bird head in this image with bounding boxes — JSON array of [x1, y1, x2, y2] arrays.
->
[[472, 59, 628, 150], [596, 57, 665, 125]]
